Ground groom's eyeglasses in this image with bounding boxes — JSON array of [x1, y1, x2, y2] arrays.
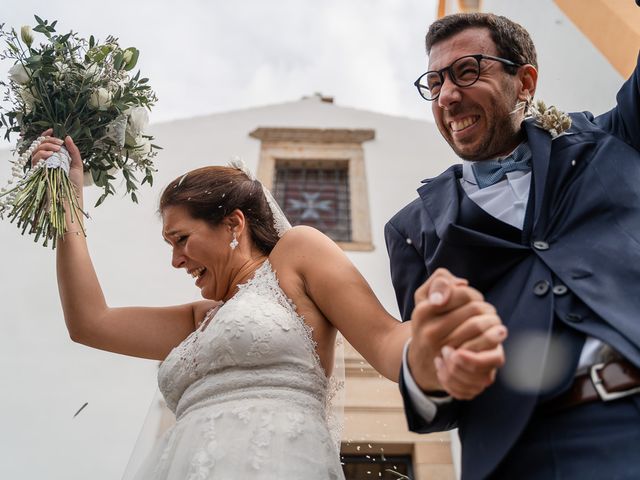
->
[[414, 54, 523, 101]]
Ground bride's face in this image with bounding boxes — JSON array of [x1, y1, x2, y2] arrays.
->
[[162, 205, 234, 300]]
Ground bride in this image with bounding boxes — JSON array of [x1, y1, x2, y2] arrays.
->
[[33, 132, 500, 479]]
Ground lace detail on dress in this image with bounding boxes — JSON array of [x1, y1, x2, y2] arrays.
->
[[185, 409, 223, 480], [326, 333, 346, 449], [237, 261, 324, 376], [141, 260, 344, 479], [239, 261, 345, 449], [158, 303, 224, 410]]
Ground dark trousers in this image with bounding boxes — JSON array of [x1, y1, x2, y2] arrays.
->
[[488, 396, 640, 480]]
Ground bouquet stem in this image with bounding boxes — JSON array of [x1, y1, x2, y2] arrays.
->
[[1, 149, 86, 249]]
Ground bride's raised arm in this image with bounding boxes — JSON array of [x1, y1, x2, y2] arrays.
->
[[34, 131, 209, 361]]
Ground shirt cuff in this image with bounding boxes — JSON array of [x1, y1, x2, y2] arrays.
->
[[402, 339, 452, 423]]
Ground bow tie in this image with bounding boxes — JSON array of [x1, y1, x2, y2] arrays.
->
[[471, 144, 532, 189]]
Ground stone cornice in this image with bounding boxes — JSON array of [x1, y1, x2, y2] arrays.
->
[[249, 127, 375, 144]]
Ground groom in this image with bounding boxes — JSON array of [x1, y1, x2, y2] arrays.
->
[[387, 10, 640, 480]]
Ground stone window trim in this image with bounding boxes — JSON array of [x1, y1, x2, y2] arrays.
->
[[250, 127, 375, 252]]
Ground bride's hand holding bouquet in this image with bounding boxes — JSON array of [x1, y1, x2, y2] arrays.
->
[[0, 16, 160, 248], [30, 129, 85, 235]]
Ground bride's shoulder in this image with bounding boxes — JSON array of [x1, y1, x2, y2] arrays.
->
[[273, 225, 333, 253], [270, 226, 344, 270]]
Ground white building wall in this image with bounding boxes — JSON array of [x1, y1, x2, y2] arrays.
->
[[482, 0, 623, 114], [0, 97, 456, 479]]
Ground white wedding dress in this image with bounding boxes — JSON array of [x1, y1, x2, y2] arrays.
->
[[132, 260, 345, 479]]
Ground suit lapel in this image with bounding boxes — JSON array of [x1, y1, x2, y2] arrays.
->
[[524, 119, 552, 231], [417, 165, 460, 241], [418, 165, 526, 249]]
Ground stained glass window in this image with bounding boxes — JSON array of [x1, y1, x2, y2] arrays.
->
[[273, 160, 351, 242]]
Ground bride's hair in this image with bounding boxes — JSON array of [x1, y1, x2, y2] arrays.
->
[[159, 166, 280, 254]]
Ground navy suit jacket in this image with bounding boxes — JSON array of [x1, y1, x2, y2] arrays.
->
[[385, 53, 640, 480]]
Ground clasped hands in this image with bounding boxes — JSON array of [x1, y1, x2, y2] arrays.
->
[[408, 269, 506, 400]]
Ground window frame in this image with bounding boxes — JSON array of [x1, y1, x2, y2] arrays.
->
[[251, 128, 375, 251]]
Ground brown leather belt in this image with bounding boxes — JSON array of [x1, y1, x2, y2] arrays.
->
[[542, 359, 640, 413]]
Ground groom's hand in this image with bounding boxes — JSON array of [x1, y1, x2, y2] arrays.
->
[[408, 269, 506, 399]]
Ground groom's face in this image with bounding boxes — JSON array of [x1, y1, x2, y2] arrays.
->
[[428, 28, 524, 161]]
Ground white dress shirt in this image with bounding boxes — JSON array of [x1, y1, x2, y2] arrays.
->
[[402, 144, 608, 422]]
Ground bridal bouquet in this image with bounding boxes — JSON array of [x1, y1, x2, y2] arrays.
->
[[0, 16, 159, 247]]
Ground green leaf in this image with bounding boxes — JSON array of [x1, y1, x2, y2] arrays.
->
[[34, 14, 45, 25], [95, 193, 108, 208], [113, 51, 123, 71], [25, 55, 42, 64]]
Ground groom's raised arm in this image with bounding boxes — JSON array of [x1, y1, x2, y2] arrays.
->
[[594, 49, 640, 150]]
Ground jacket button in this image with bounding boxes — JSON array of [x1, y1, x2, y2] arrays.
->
[[552, 285, 568, 296], [566, 313, 583, 323], [533, 280, 550, 296], [532, 240, 549, 251]]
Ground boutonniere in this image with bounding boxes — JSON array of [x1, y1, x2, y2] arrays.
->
[[528, 100, 572, 138]]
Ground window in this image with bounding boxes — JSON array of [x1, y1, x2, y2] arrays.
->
[[251, 127, 375, 251], [273, 160, 351, 242]]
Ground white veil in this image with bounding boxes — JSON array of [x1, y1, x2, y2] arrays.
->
[[121, 388, 173, 480]]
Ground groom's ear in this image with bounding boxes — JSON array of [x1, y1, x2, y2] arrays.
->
[[517, 64, 538, 101]]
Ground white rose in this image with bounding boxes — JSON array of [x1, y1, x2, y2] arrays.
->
[[18, 87, 36, 113], [129, 136, 152, 162], [104, 115, 128, 147], [89, 87, 112, 110], [84, 63, 100, 79], [20, 26, 34, 47], [125, 106, 149, 139], [107, 79, 126, 93], [8, 63, 30, 84]]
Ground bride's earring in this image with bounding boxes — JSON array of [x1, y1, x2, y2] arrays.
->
[[229, 231, 239, 250]]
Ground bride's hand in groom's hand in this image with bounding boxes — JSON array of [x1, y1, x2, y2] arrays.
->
[[425, 281, 506, 400], [407, 268, 477, 392], [32, 129, 84, 192], [408, 269, 506, 398]]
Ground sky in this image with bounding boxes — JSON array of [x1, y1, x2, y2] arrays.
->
[[0, 0, 438, 140]]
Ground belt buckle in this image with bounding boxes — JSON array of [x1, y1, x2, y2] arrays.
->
[[590, 362, 640, 402]]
